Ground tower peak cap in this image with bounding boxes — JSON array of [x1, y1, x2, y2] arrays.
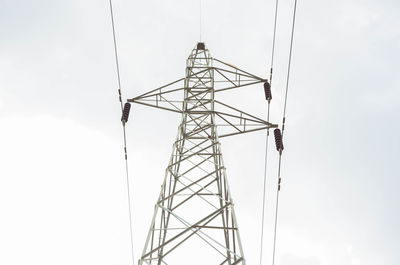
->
[[196, 42, 206, 50]]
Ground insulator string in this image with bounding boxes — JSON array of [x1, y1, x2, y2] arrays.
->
[[108, 0, 135, 264]]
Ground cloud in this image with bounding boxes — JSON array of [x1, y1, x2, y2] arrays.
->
[[1, 0, 399, 264], [280, 253, 321, 265], [0, 115, 133, 264]]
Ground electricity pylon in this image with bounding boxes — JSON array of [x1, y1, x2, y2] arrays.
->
[[128, 43, 277, 265]]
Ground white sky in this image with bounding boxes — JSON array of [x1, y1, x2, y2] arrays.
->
[[0, 0, 399, 265]]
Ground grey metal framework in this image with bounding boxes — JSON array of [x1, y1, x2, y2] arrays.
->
[[128, 43, 277, 265]]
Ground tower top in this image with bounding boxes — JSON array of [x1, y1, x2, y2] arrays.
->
[[196, 42, 205, 50]]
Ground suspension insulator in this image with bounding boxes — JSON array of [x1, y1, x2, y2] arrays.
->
[[264, 81, 272, 101], [274, 128, 284, 151], [121, 102, 131, 123]]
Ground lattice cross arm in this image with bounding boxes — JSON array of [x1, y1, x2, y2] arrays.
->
[[212, 100, 277, 138], [127, 76, 187, 114], [212, 58, 267, 93]]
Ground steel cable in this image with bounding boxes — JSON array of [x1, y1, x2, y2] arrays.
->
[[259, 1, 279, 265], [271, 0, 298, 265], [108, 0, 135, 264]]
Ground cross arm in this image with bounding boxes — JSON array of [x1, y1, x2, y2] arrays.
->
[[127, 77, 187, 114], [212, 100, 278, 138], [211, 58, 267, 93]]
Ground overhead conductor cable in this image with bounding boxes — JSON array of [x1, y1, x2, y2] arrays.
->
[[108, 0, 135, 264], [259, 1, 279, 265], [272, 1, 298, 265]]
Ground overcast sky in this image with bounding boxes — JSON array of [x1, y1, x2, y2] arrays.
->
[[0, 0, 399, 265]]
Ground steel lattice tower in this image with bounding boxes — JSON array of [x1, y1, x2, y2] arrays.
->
[[128, 43, 277, 265]]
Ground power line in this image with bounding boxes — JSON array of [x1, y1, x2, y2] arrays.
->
[[199, 0, 203, 41], [271, 0, 298, 265], [282, 0, 298, 122], [259, 102, 271, 265], [271, 154, 282, 265], [269, 0, 279, 83], [259, 1, 279, 265], [108, 0, 135, 264], [109, 0, 123, 112]]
